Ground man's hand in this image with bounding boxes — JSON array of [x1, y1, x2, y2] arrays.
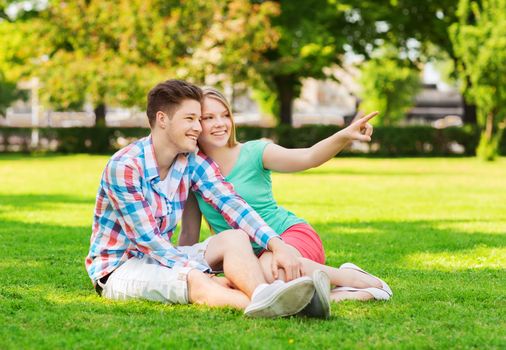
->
[[342, 111, 378, 142], [267, 237, 303, 281]]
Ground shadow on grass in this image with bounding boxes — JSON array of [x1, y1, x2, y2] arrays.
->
[[0, 153, 106, 161], [296, 168, 459, 177], [0, 217, 504, 349], [311, 219, 506, 267], [0, 267, 502, 323], [0, 193, 94, 208], [0, 217, 504, 294]]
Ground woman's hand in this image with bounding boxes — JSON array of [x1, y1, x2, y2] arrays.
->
[[341, 111, 378, 142]]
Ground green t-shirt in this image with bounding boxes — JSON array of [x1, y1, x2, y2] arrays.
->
[[194, 140, 306, 254]]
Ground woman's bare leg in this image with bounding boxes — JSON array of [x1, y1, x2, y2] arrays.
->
[[258, 251, 382, 302], [330, 290, 373, 302]]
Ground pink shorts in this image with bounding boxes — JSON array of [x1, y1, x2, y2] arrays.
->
[[280, 223, 326, 264]]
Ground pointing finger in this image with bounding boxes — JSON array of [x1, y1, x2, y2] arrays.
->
[[352, 110, 365, 123], [358, 111, 378, 124]]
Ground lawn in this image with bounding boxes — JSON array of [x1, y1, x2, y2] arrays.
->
[[0, 154, 505, 349]]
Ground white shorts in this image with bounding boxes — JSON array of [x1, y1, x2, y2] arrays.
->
[[100, 238, 212, 304]]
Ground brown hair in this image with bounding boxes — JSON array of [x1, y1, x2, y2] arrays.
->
[[202, 87, 238, 147], [146, 79, 203, 127]]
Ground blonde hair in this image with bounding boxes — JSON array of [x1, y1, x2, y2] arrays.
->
[[202, 87, 238, 147]]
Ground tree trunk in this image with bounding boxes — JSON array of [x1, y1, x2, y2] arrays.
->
[[462, 95, 477, 125], [477, 109, 501, 161], [273, 75, 296, 125], [460, 68, 477, 125], [94, 103, 106, 127], [485, 111, 494, 140]]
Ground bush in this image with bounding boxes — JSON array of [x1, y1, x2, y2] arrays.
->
[[0, 125, 503, 157], [237, 125, 483, 157]]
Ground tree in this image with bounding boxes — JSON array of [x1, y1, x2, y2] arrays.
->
[[18, 0, 277, 126], [29, 0, 213, 125], [246, 1, 462, 125], [0, 4, 36, 117], [361, 0, 484, 125], [251, 0, 354, 125], [450, 0, 506, 160], [359, 51, 420, 126], [179, 0, 280, 90]]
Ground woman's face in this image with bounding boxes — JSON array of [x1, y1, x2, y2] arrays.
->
[[199, 97, 232, 149]]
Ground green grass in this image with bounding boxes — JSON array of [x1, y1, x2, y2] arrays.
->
[[0, 154, 505, 349]]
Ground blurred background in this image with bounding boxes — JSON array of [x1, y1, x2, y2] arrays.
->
[[0, 0, 505, 160]]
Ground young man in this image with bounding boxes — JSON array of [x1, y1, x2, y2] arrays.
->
[[85, 79, 324, 318]]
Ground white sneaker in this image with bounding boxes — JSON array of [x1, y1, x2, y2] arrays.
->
[[332, 286, 391, 300], [299, 270, 331, 319], [244, 276, 315, 318], [339, 262, 393, 297]]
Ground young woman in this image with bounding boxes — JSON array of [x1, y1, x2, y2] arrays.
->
[[181, 88, 392, 303]]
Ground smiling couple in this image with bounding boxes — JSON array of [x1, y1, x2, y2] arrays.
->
[[85, 79, 392, 319]]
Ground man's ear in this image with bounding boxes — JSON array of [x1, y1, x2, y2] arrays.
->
[[156, 111, 167, 129]]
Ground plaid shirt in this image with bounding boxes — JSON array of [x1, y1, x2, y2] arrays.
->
[[85, 135, 278, 284]]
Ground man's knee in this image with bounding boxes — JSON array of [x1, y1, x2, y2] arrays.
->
[[217, 229, 250, 247], [187, 270, 213, 304]]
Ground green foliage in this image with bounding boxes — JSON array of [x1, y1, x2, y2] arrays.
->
[[0, 70, 24, 116], [477, 128, 505, 161], [1, 0, 464, 128], [251, 0, 351, 124], [450, 0, 506, 160], [359, 55, 421, 126], [250, 85, 279, 120], [0, 155, 505, 348], [249, 0, 460, 125], [6, 1, 277, 122], [1, 125, 495, 157], [0, 17, 35, 113], [31, 1, 198, 111], [185, 0, 279, 85], [367, 1, 459, 60]]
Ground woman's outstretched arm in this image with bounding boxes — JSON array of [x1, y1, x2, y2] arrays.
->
[[179, 191, 203, 246], [262, 111, 378, 172]]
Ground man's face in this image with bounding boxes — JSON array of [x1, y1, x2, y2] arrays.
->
[[164, 99, 202, 153]]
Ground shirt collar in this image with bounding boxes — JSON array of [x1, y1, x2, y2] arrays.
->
[[142, 135, 160, 181], [142, 134, 191, 182]]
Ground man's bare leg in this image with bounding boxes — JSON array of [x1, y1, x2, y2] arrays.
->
[[204, 229, 268, 298], [187, 269, 249, 308], [197, 230, 316, 317]]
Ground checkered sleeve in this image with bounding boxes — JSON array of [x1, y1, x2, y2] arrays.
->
[[103, 159, 209, 271], [190, 152, 278, 249]]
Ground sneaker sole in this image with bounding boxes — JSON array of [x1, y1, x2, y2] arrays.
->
[[340, 262, 393, 296], [332, 286, 391, 300], [244, 277, 315, 318], [312, 270, 331, 319]]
